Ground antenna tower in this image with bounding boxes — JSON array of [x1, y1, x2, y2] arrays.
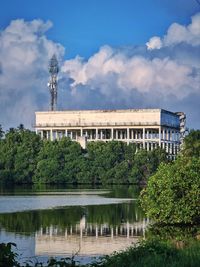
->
[[48, 54, 59, 111]]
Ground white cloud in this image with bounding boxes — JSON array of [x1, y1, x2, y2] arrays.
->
[[0, 19, 64, 129], [146, 36, 162, 50], [60, 13, 200, 128], [61, 46, 198, 99], [146, 13, 200, 49]]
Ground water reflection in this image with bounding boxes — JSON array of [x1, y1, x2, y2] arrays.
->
[[35, 215, 149, 256], [0, 190, 149, 263]]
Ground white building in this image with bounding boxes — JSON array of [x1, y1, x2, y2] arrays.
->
[[35, 109, 186, 157]]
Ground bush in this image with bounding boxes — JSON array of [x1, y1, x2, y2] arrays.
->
[[140, 156, 200, 224]]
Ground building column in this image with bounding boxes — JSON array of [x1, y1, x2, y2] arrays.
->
[[169, 130, 171, 141], [143, 128, 145, 148], [96, 128, 98, 140], [80, 128, 83, 137], [159, 127, 161, 147], [170, 142, 173, 155], [167, 142, 170, 154], [41, 130, 44, 139], [127, 128, 130, 144], [111, 128, 114, 140], [173, 143, 175, 156], [117, 129, 119, 140], [165, 129, 168, 141], [50, 129, 53, 141], [100, 129, 103, 140], [46, 131, 49, 140]]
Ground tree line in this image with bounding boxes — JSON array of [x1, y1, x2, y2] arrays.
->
[[0, 125, 167, 184]]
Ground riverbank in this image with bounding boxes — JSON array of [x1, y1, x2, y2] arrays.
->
[[89, 238, 200, 267], [1, 238, 200, 267]]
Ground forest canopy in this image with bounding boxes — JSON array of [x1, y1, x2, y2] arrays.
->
[[0, 125, 167, 184]]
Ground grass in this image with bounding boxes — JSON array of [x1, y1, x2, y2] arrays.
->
[[89, 239, 200, 267]]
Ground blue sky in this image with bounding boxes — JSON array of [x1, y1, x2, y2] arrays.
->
[[0, 0, 200, 129], [0, 0, 199, 58]]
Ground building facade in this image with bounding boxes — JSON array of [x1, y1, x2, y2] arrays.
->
[[35, 109, 186, 157]]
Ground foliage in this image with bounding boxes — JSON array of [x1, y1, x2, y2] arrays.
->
[[140, 130, 200, 224], [140, 157, 200, 224], [0, 242, 19, 267], [0, 126, 42, 183], [181, 129, 200, 158], [34, 138, 84, 184], [0, 124, 4, 140], [86, 141, 136, 184], [146, 224, 200, 242], [130, 148, 167, 184], [90, 239, 200, 267], [0, 126, 167, 184]]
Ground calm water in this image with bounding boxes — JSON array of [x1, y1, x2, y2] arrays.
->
[[0, 185, 147, 265]]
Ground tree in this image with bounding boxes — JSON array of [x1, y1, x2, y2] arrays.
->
[[130, 148, 167, 184], [34, 137, 84, 184], [0, 124, 4, 139], [140, 156, 200, 224], [0, 128, 42, 183], [181, 130, 200, 158], [87, 141, 136, 184]]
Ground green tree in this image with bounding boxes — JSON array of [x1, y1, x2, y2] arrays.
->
[[87, 141, 136, 184], [34, 137, 84, 184], [0, 128, 41, 183], [130, 148, 167, 184], [140, 156, 200, 224], [181, 130, 200, 158], [0, 124, 4, 139]]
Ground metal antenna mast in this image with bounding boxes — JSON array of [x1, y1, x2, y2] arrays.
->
[[48, 54, 59, 111]]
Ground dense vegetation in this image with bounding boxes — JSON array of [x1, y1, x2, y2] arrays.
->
[[0, 125, 167, 184], [140, 130, 200, 224], [1, 238, 200, 267]]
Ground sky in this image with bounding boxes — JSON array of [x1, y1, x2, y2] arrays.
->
[[0, 0, 200, 129]]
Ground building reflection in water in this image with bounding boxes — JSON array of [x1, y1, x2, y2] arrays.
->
[[35, 215, 149, 256]]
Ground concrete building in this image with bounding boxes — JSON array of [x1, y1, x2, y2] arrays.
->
[[35, 109, 186, 157]]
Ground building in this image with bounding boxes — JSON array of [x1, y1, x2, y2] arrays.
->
[[35, 108, 186, 157]]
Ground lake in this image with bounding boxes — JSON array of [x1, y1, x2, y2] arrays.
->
[[0, 185, 147, 265]]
